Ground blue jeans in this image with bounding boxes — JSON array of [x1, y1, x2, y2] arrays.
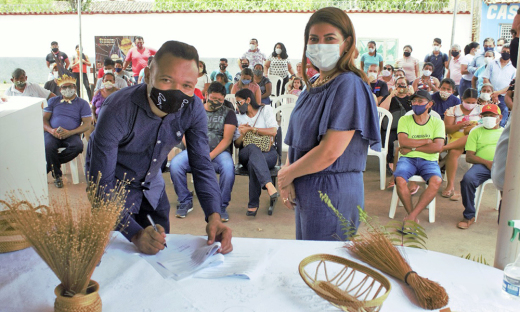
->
[[460, 164, 491, 220], [393, 156, 442, 182], [458, 78, 472, 99], [170, 150, 235, 209], [498, 96, 509, 127]]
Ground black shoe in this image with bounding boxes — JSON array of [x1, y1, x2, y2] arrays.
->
[[54, 177, 63, 188], [246, 208, 258, 217]]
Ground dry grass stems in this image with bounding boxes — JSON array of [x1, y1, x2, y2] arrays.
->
[[0, 178, 129, 296], [346, 231, 449, 310]]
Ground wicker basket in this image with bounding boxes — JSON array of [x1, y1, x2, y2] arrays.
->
[[299, 254, 392, 312], [54, 280, 102, 312], [0, 211, 31, 253]]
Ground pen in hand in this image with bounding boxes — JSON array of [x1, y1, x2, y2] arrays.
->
[[146, 214, 167, 248]]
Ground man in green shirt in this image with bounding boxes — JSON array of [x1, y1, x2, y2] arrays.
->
[[394, 90, 445, 223], [458, 104, 503, 229]]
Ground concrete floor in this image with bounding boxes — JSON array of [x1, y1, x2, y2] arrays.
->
[[50, 155, 501, 265]]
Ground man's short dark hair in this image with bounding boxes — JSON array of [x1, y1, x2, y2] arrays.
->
[[135, 36, 144, 42], [115, 59, 123, 65], [154, 40, 199, 66], [147, 55, 154, 66], [440, 78, 455, 91], [251, 38, 258, 44], [12, 68, 25, 78], [104, 58, 115, 67], [497, 37, 507, 43], [433, 38, 441, 45], [207, 81, 226, 96], [51, 41, 58, 46], [484, 37, 495, 45], [423, 62, 435, 71], [220, 58, 228, 63], [503, 43, 511, 50]]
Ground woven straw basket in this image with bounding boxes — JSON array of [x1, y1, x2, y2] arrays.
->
[[0, 211, 31, 253], [299, 254, 391, 312], [54, 280, 102, 312]]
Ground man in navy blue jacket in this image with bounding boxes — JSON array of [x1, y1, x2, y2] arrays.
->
[[86, 41, 233, 255]]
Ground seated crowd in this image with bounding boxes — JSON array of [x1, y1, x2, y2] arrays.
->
[[3, 34, 515, 230]]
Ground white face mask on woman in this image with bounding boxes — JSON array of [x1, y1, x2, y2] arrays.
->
[[306, 39, 346, 72], [275, 48, 282, 55], [480, 92, 491, 102], [462, 102, 477, 110]]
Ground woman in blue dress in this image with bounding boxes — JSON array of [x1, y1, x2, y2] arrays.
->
[[278, 7, 381, 241]]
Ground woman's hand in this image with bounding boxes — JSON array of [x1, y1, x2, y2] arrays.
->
[[277, 165, 294, 189], [280, 183, 296, 209], [238, 124, 252, 136]]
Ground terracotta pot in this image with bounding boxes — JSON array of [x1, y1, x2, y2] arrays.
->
[[54, 280, 101, 312]]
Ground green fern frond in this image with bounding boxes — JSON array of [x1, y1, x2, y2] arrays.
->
[[462, 253, 489, 265], [319, 191, 358, 241]]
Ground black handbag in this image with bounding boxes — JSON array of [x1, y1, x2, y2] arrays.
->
[[381, 97, 407, 131]]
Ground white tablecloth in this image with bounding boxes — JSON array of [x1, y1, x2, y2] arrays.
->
[[0, 233, 518, 312]]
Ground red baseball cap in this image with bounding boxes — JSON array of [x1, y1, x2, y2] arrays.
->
[[481, 104, 501, 115]]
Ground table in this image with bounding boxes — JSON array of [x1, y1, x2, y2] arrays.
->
[[0, 233, 518, 312], [0, 96, 48, 206]]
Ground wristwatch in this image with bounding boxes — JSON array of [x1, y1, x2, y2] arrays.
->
[[411, 147, 416, 151]]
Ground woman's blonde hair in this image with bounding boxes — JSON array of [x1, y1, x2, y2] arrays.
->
[[302, 7, 368, 88]]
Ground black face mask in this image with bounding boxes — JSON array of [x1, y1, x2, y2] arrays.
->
[[238, 102, 249, 114], [52, 48, 58, 53], [149, 87, 194, 114], [502, 52, 511, 61], [404, 52, 411, 57], [241, 64, 249, 69], [219, 64, 227, 70], [451, 51, 459, 57], [207, 100, 223, 111]]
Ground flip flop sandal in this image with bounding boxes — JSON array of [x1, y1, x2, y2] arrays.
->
[[449, 193, 462, 201], [441, 189, 455, 198], [409, 185, 420, 195]]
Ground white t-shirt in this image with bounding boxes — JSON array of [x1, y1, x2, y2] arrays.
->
[[236, 105, 279, 129], [4, 82, 51, 99], [460, 54, 475, 81], [196, 74, 211, 91]]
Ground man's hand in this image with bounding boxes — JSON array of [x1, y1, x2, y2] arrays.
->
[[51, 128, 62, 139], [485, 160, 493, 171], [131, 225, 166, 255], [58, 128, 74, 139], [400, 147, 412, 155], [206, 213, 233, 254]]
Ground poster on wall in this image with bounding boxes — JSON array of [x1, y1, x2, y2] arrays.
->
[[94, 36, 136, 70]]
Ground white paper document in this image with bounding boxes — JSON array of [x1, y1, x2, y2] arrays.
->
[[141, 235, 223, 280], [140, 235, 271, 281]]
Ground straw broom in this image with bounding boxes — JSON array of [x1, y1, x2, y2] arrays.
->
[[346, 230, 449, 310], [0, 177, 129, 296]]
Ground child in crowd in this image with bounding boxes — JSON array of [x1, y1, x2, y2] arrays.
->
[[286, 77, 303, 96]]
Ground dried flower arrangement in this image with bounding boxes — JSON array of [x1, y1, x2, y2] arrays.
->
[[319, 192, 449, 310], [0, 178, 129, 301]]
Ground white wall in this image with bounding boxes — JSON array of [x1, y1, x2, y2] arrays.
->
[[1, 12, 472, 63]]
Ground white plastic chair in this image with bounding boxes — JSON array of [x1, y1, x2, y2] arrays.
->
[[58, 137, 87, 185], [274, 104, 296, 153], [474, 179, 501, 222], [462, 160, 501, 222], [368, 107, 392, 190], [271, 94, 299, 108], [389, 175, 437, 223], [224, 94, 237, 111], [388, 110, 442, 223], [59, 149, 83, 185], [268, 75, 283, 97]]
